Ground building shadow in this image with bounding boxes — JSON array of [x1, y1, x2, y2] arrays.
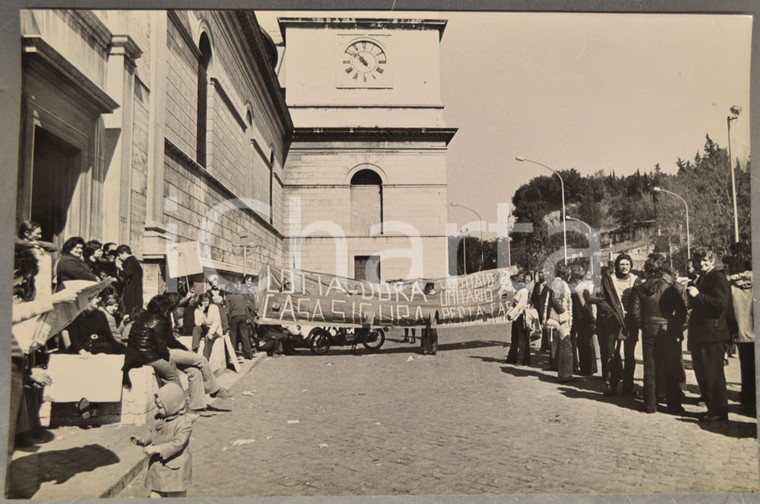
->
[[6, 444, 120, 498]]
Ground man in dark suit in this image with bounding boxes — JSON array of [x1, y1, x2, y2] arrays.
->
[[687, 247, 731, 422], [116, 245, 143, 314]]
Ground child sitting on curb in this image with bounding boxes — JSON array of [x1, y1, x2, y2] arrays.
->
[[131, 383, 193, 498]]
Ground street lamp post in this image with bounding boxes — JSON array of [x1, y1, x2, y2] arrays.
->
[[727, 105, 742, 243], [653, 186, 690, 260], [233, 234, 260, 279], [450, 202, 484, 271], [515, 156, 567, 264]]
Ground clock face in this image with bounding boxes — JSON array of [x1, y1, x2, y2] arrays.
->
[[342, 40, 387, 84]]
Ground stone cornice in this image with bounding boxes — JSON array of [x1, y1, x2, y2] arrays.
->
[[292, 127, 457, 146], [22, 35, 119, 114], [70, 10, 112, 50], [278, 17, 448, 41], [109, 34, 143, 72], [234, 10, 293, 135]]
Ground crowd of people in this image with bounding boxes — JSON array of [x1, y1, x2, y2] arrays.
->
[[9, 221, 296, 459], [504, 247, 755, 421]]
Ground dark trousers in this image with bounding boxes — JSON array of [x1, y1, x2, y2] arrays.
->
[[641, 324, 682, 411], [690, 340, 729, 416], [506, 315, 530, 365], [539, 323, 551, 352], [600, 328, 637, 391], [421, 328, 438, 355], [575, 321, 597, 375], [229, 315, 253, 359], [403, 328, 416, 342], [737, 342, 756, 414]]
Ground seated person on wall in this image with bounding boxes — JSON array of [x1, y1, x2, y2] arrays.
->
[[161, 293, 234, 410], [62, 295, 127, 356]]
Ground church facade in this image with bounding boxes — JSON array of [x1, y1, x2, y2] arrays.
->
[[15, 11, 454, 297]]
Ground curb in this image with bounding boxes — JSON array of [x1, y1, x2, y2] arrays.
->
[[100, 353, 268, 498]]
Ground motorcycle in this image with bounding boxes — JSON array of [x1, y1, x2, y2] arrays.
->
[[307, 326, 386, 355]]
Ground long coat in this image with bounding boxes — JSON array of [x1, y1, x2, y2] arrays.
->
[[687, 268, 730, 347], [120, 256, 144, 314], [146, 384, 192, 492]]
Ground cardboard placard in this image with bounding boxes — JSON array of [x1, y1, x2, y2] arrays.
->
[[44, 353, 125, 403], [166, 241, 203, 279]]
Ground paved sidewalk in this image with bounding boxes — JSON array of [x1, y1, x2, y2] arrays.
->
[[4, 353, 266, 499]]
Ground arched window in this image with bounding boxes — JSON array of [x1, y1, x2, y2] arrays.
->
[[197, 32, 212, 167], [350, 168, 383, 235]]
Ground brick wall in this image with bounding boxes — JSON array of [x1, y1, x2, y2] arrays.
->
[[165, 17, 198, 159], [129, 78, 150, 258]]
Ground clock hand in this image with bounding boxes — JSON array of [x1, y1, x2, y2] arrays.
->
[[358, 55, 369, 67]]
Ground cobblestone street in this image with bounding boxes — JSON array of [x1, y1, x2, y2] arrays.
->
[[120, 325, 758, 497]]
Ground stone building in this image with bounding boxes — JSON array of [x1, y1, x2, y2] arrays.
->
[[17, 9, 292, 297], [275, 17, 457, 282], [16, 10, 454, 299]]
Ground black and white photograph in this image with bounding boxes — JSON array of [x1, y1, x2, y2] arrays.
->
[[2, 3, 758, 500]]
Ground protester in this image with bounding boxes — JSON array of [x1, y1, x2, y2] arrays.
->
[[545, 263, 574, 382], [571, 265, 597, 376], [687, 247, 731, 422], [116, 245, 143, 314], [99, 294, 126, 342], [403, 328, 416, 344], [226, 282, 257, 360], [131, 383, 193, 498], [10, 243, 77, 459], [83, 240, 104, 278], [592, 253, 640, 396], [205, 294, 226, 360], [628, 253, 687, 414], [128, 295, 183, 389], [419, 283, 439, 355], [56, 236, 99, 288], [62, 296, 126, 356], [531, 272, 550, 354], [506, 273, 531, 366], [726, 241, 755, 416]]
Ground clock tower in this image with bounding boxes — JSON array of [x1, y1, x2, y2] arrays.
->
[[278, 17, 456, 281]]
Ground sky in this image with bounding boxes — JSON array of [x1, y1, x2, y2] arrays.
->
[[258, 11, 752, 229]]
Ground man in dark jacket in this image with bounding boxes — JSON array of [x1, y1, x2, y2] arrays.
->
[[226, 282, 257, 360], [116, 245, 143, 314], [591, 254, 641, 396], [531, 272, 551, 354], [687, 247, 731, 422]]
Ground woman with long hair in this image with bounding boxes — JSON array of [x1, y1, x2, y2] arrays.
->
[[629, 253, 687, 414], [545, 263, 574, 382]]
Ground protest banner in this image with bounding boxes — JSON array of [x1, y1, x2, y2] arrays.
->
[[166, 241, 204, 279], [256, 266, 515, 328], [12, 278, 114, 354]]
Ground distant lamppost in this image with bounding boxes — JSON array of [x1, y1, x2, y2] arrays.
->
[[450, 202, 484, 271], [653, 187, 690, 260], [727, 105, 742, 243], [515, 156, 567, 264]]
